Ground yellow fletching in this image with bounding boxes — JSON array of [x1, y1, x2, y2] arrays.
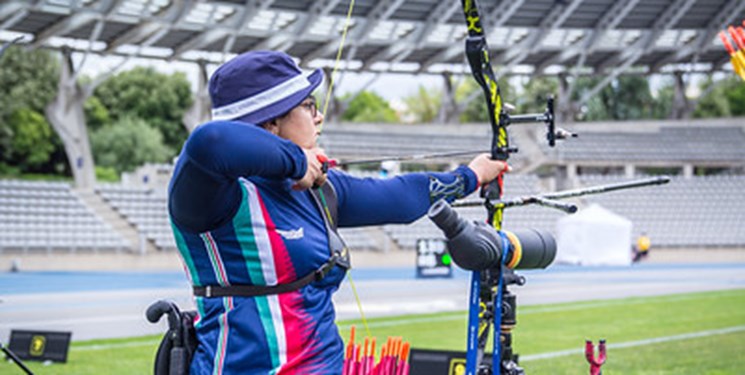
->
[[733, 52, 745, 80]]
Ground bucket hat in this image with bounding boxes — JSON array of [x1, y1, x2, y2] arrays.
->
[[209, 51, 324, 124]]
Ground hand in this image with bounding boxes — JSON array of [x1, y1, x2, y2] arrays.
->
[[467, 153, 511, 186], [293, 147, 328, 190]]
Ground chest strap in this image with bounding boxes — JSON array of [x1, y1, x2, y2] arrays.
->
[[193, 182, 349, 298]]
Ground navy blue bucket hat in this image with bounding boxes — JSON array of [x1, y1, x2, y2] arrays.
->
[[209, 51, 324, 124]]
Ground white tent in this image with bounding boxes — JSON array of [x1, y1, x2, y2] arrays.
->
[[556, 204, 632, 266]]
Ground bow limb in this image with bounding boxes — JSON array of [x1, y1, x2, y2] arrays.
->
[[461, 0, 508, 229]]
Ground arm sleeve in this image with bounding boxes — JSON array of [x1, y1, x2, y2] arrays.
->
[[168, 121, 307, 232], [185, 120, 307, 181], [329, 165, 479, 227]]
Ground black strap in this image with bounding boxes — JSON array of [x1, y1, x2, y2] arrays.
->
[[193, 255, 337, 297], [310, 182, 351, 269], [193, 182, 349, 298]]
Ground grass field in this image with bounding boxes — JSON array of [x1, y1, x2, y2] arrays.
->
[[2, 289, 744, 374]]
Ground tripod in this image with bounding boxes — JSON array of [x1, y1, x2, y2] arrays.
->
[[474, 267, 525, 375]]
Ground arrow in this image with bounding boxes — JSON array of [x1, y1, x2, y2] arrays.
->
[[721, 27, 745, 80]]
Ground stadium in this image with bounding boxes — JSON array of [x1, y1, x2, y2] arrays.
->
[[1, 0, 744, 374]]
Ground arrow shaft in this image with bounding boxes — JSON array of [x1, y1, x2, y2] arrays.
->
[[336, 149, 488, 167]]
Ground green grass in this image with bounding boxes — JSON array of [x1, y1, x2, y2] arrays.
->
[[3, 289, 744, 374]]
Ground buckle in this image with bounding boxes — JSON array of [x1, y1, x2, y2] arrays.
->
[[205, 285, 213, 298], [334, 248, 351, 269], [314, 260, 336, 281], [313, 268, 326, 282]]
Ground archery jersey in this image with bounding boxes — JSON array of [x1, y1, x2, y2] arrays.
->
[[168, 121, 478, 375]]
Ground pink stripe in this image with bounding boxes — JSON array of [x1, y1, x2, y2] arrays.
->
[[277, 292, 322, 374], [253, 193, 322, 372], [205, 232, 229, 285], [254, 193, 297, 284]]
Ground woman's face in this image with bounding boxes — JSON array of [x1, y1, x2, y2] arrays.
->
[[274, 96, 323, 149]]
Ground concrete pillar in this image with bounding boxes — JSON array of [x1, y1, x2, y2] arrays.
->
[[182, 60, 212, 133], [45, 48, 96, 189], [556, 73, 576, 124], [625, 164, 635, 178], [683, 164, 694, 178], [437, 73, 458, 124], [670, 71, 691, 120]]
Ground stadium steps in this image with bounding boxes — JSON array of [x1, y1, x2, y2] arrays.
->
[[74, 189, 153, 253]]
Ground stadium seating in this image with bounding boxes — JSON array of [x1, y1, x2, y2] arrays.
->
[[96, 184, 175, 251], [383, 173, 745, 250], [3, 124, 744, 254], [545, 126, 745, 163], [0, 180, 129, 252], [580, 175, 745, 247]]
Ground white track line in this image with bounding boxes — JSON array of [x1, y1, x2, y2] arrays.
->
[[520, 325, 745, 362], [336, 290, 744, 329]]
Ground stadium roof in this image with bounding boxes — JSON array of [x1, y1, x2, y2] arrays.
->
[[2, 0, 745, 76]]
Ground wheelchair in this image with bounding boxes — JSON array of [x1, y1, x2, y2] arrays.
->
[[146, 300, 198, 375]]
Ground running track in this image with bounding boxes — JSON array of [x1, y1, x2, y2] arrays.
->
[[1, 263, 744, 342]]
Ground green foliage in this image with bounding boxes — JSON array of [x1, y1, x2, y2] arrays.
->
[[694, 77, 745, 118], [92, 67, 192, 151], [0, 46, 61, 174], [341, 91, 400, 123], [5, 108, 55, 168], [651, 77, 676, 119], [0, 46, 59, 118], [95, 166, 120, 182], [84, 96, 111, 131], [514, 76, 559, 114], [402, 85, 441, 123], [573, 76, 657, 121], [91, 116, 173, 173]]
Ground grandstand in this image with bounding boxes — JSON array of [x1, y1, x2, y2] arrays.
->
[[2, 119, 742, 261], [0, 180, 129, 253], [96, 184, 174, 251]]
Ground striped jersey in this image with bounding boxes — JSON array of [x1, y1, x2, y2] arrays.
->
[[168, 120, 478, 374]]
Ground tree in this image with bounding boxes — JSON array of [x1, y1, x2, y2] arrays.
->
[[402, 85, 441, 123], [341, 91, 400, 123], [694, 77, 745, 118], [90, 116, 173, 174], [83, 96, 111, 131], [572, 75, 656, 121], [6, 108, 55, 169], [0, 46, 61, 174], [515, 76, 559, 114], [650, 78, 675, 119], [92, 67, 192, 151]]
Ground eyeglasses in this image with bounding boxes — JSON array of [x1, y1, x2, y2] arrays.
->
[[299, 98, 318, 118]]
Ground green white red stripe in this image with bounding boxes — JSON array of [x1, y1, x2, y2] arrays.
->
[[239, 179, 288, 368], [201, 232, 229, 286], [212, 297, 234, 375]]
